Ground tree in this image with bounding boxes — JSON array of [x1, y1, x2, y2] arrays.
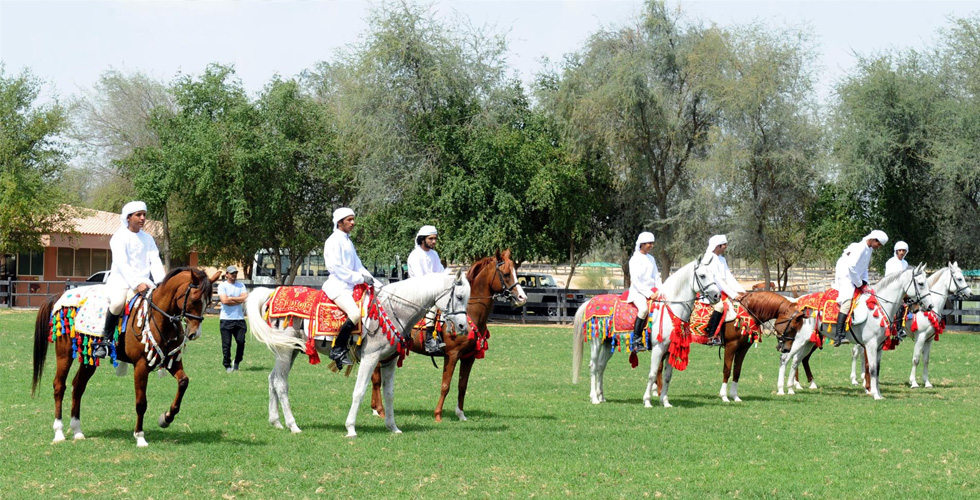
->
[[698, 24, 823, 289], [0, 65, 73, 256], [537, 1, 726, 277]]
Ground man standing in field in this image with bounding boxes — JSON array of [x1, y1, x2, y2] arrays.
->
[[218, 265, 248, 372]]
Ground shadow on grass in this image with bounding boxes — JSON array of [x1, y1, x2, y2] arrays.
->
[[89, 428, 267, 446], [300, 421, 512, 435]]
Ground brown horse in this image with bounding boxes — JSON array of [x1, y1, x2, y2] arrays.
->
[[32, 267, 219, 447], [660, 291, 803, 402], [370, 249, 526, 422]]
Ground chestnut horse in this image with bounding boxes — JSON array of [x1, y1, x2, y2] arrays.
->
[[370, 249, 527, 421], [708, 291, 805, 402], [32, 268, 218, 447]]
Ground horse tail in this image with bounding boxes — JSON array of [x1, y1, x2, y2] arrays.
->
[[246, 287, 307, 353], [571, 301, 589, 384], [32, 294, 59, 397]]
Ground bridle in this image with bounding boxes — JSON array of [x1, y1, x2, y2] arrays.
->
[[468, 259, 520, 303], [146, 279, 206, 331]]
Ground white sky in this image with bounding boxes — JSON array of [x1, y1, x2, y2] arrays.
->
[[2, 0, 979, 106]]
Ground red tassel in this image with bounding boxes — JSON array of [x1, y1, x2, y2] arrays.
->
[[629, 352, 639, 368]]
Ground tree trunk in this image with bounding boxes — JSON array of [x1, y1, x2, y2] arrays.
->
[[757, 218, 771, 291], [161, 207, 172, 269]]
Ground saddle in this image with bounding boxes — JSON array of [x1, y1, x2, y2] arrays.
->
[[796, 288, 874, 333], [50, 286, 142, 366], [265, 284, 369, 338], [583, 292, 659, 334], [690, 299, 758, 344]]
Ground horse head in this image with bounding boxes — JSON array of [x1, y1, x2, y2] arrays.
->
[[495, 249, 527, 306], [693, 260, 722, 304], [438, 269, 472, 335], [153, 268, 218, 341], [949, 262, 972, 299]]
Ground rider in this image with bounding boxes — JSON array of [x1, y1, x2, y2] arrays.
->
[[322, 207, 378, 367], [831, 230, 888, 347], [885, 241, 909, 275], [407, 225, 447, 355], [701, 235, 747, 347], [885, 240, 911, 337], [96, 201, 166, 358], [628, 232, 663, 352]]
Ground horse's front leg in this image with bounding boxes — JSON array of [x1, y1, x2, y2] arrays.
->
[[921, 336, 934, 388], [132, 361, 151, 447], [642, 343, 665, 408], [786, 339, 811, 396], [728, 340, 751, 402], [659, 356, 675, 408], [866, 339, 884, 399], [345, 350, 383, 438], [801, 346, 817, 389], [909, 329, 926, 388], [158, 360, 189, 429], [378, 357, 401, 434], [777, 351, 790, 395], [455, 356, 476, 421], [851, 345, 864, 386], [720, 335, 736, 403], [434, 353, 459, 422]]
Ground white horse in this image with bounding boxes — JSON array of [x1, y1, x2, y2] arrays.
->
[[246, 271, 470, 438], [777, 263, 929, 399], [848, 263, 971, 388], [572, 260, 721, 408]]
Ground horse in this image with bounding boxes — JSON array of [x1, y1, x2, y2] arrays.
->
[[847, 263, 971, 389], [776, 263, 930, 399], [31, 267, 219, 447], [709, 291, 805, 402], [572, 259, 721, 408], [369, 250, 527, 422], [246, 271, 471, 438]]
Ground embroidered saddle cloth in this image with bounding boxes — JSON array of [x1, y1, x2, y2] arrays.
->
[[52, 285, 131, 337], [266, 285, 369, 337], [582, 292, 658, 334]]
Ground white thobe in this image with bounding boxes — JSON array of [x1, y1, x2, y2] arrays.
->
[[322, 229, 368, 299], [833, 241, 873, 302], [407, 247, 445, 278], [885, 256, 908, 276], [105, 227, 166, 314], [627, 251, 662, 317], [700, 251, 745, 298]]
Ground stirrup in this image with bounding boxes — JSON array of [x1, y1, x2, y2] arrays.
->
[[329, 348, 353, 367], [630, 341, 648, 353], [424, 338, 445, 355], [706, 336, 724, 347]]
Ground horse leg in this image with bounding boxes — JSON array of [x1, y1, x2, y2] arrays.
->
[[344, 350, 384, 438], [659, 356, 675, 408], [455, 356, 476, 421], [863, 349, 871, 394], [777, 351, 790, 395], [786, 341, 811, 396], [131, 362, 151, 447], [850, 345, 863, 386], [802, 345, 817, 389], [588, 340, 608, 404], [729, 340, 751, 403], [51, 341, 74, 443], [269, 348, 300, 432], [68, 362, 97, 441], [720, 333, 735, 403], [866, 340, 883, 399], [909, 330, 924, 388], [434, 353, 459, 423], [922, 336, 934, 388], [643, 344, 664, 408], [378, 356, 401, 434], [370, 365, 384, 417], [158, 360, 189, 429]]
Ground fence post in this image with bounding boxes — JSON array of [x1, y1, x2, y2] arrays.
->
[[3, 277, 10, 308]]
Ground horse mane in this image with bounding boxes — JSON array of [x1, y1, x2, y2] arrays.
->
[[874, 267, 909, 290], [739, 291, 790, 318], [466, 257, 496, 283], [927, 267, 949, 288], [160, 266, 213, 301]]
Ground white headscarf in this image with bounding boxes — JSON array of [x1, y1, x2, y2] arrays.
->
[[415, 225, 437, 248], [120, 201, 147, 229], [332, 207, 355, 226], [634, 231, 655, 252], [706, 234, 728, 255], [863, 230, 888, 246], [894, 240, 908, 257]]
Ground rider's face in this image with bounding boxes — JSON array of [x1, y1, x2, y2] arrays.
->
[[869, 239, 883, 249], [337, 216, 356, 233], [423, 235, 438, 250], [896, 249, 907, 259], [127, 211, 147, 232], [639, 242, 654, 254]]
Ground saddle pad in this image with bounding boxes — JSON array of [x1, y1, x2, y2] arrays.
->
[[267, 286, 326, 319], [312, 298, 365, 336], [583, 294, 640, 333], [796, 289, 840, 324], [54, 285, 113, 336]]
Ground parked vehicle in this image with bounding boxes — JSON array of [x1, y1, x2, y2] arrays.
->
[[494, 272, 589, 318]]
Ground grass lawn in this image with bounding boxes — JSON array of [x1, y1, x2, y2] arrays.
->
[[1, 308, 979, 499]]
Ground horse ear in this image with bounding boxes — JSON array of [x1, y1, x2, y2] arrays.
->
[[454, 268, 463, 281], [208, 271, 222, 283]]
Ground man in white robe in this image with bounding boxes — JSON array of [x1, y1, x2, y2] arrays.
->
[[884, 241, 909, 276], [322, 207, 377, 366], [627, 232, 663, 352], [407, 225, 447, 354], [831, 230, 888, 346], [700, 235, 747, 346], [95, 201, 167, 358]]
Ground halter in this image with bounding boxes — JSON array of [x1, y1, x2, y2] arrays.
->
[[468, 259, 520, 303], [735, 292, 804, 346]]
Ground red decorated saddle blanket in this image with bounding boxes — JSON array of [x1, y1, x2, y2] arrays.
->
[[582, 293, 653, 333], [796, 288, 841, 324], [689, 301, 761, 345], [265, 285, 369, 337]]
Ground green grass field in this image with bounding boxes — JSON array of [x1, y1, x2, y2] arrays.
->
[[2, 309, 979, 499]]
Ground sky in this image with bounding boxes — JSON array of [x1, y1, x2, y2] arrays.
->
[[2, 0, 980, 106]]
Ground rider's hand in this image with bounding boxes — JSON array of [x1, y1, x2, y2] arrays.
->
[[362, 271, 378, 287], [735, 292, 746, 301], [650, 290, 662, 301], [136, 283, 150, 294]]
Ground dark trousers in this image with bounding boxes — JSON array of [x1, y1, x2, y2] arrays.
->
[[220, 319, 247, 368]]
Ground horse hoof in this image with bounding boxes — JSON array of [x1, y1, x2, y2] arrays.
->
[[924, 382, 933, 388], [733, 397, 742, 403], [390, 428, 402, 434], [272, 421, 284, 429], [158, 413, 171, 428], [809, 383, 818, 390], [662, 402, 672, 409], [73, 433, 85, 441], [372, 409, 380, 417], [787, 389, 795, 395], [52, 435, 66, 444], [721, 396, 731, 403], [134, 432, 148, 447], [456, 407, 467, 421], [777, 390, 785, 396], [910, 382, 919, 389], [289, 425, 302, 434], [345, 431, 357, 439], [851, 380, 859, 386]]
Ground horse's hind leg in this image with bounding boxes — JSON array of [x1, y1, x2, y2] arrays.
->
[[159, 360, 189, 429], [802, 345, 817, 389], [434, 353, 460, 422], [455, 356, 476, 421], [370, 365, 384, 417], [68, 362, 97, 441], [720, 335, 736, 403], [269, 348, 300, 432], [659, 357, 675, 408], [851, 345, 864, 386], [378, 356, 401, 434], [51, 341, 75, 443], [588, 340, 608, 404]]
